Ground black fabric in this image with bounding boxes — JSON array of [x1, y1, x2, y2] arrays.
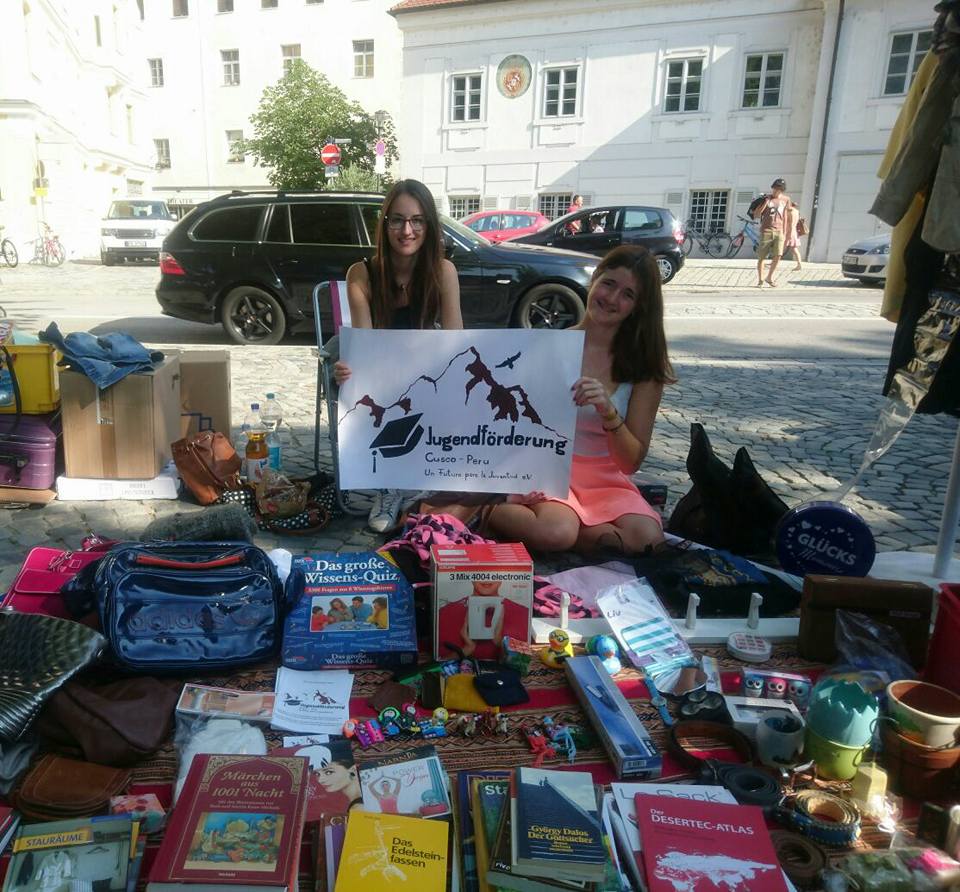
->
[[882, 201, 960, 416]]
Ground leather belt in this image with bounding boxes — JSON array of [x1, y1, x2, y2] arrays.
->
[[769, 830, 826, 889], [669, 720, 783, 810], [780, 790, 861, 847]]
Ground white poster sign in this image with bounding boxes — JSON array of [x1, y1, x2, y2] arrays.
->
[[337, 328, 584, 495]]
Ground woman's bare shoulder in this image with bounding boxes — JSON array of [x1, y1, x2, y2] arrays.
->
[[346, 260, 370, 284]]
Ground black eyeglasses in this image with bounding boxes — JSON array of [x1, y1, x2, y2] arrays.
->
[[386, 215, 426, 232]]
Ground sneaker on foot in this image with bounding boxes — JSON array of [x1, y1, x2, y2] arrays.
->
[[368, 488, 405, 533]]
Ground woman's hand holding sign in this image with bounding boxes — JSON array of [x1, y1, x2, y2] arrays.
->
[[573, 376, 615, 417]]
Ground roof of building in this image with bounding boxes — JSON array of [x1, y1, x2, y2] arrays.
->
[[389, 0, 507, 15]]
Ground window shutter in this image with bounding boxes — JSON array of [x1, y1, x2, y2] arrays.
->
[[735, 190, 755, 205], [482, 195, 498, 210], [512, 195, 531, 210], [664, 190, 683, 207]]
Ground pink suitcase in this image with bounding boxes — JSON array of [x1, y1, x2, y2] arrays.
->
[[0, 412, 61, 489]]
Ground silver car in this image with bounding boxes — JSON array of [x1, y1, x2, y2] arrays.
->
[[842, 234, 889, 283]]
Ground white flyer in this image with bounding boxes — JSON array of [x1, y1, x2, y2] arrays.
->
[[271, 667, 353, 734], [337, 328, 584, 495]]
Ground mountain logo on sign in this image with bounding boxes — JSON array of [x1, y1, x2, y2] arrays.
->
[[339, 345, 566, 471]]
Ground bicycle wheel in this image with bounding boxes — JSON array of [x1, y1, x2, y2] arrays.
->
[[726, 234, 744, 259], [681, 233, 694, 256], [707, 233, 732, 258], [44, 239, 65, 267], [0, 239, 17, 268]]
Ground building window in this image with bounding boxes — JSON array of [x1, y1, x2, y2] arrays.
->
[[742, 52, 783, 108], [664, 58, 703, 113], [226, 130, 245, 163], [222, 49, 240, 86], [126, 179, 144, 196], [282, 44, 301, 76], [353, 40, 374, 78], [262, 0, 278, 7], [154, 138, 171, 169], [172, 0, 188, 17], [94, 15, 102, 47], [451, 74, 482, 122], [217, 0, 233, 11], [448, 196, 481, 218], [542, 67, 578, 118], [689, 189, 729, 233], [538, 193, 574, 219], [148, 58, 164, 87], [883, 29, 933, 95]]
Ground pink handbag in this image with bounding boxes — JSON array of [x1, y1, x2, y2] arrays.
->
[[2, 536, 117, 618]]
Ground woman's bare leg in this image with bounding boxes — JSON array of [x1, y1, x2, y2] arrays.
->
[[576, 514, 664, 554], [488, 501, 581, 552]]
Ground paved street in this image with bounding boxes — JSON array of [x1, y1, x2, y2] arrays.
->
[[0, 259, 954, 590]]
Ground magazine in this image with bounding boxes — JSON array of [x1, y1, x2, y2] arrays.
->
[[272, 667, 353, 735]]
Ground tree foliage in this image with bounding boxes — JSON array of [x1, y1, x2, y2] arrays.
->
[[322, 165, 386, 193], [244, 61, 398, 190]]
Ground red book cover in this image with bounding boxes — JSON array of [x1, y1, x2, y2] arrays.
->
[[147, 754, 310, 892], [634, 793, 787, 892]]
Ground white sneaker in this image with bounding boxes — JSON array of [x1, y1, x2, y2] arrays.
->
[[368, 489, 406, 533]]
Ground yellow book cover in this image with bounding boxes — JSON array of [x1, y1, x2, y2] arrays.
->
[[333, 810, 448, 891]]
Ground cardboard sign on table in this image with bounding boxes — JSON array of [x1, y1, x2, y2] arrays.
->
[[337, 328, 584, 495]]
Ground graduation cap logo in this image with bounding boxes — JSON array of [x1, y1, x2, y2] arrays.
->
[[368, 413, 424, 472]]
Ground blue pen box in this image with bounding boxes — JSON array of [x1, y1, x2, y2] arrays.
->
[[282, 552, 418, 670]]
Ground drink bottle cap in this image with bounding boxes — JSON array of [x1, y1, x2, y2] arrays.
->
[[266, 393, 275, 399]]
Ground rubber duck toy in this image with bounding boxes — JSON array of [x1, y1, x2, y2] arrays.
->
[[586, 634, 622, 675], [541, 628, 574, 669]]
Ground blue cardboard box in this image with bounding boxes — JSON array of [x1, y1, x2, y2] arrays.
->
[[282, 552, 418, 670]]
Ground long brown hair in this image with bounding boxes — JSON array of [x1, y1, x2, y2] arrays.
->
[[592, 246, 676, 385], [369, 179, 443, 329]]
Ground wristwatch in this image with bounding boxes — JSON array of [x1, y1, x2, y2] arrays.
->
[[645, 674, 674, 727]]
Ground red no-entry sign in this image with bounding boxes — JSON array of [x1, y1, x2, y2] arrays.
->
[[320, 143, 341, 166]]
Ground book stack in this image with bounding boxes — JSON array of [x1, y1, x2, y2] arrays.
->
[[483, 768, 609, 892], [2, 814, 140, 892]]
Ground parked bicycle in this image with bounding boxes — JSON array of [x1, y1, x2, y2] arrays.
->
[[0, 226, 17, 269], [680, 219, 731, 258], [726, 215, 761, 258], [27, 223, 65, 267]]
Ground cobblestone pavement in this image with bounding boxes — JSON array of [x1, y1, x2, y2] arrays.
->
[[0, 344, 954, 591], [0, 260, 952, 589]]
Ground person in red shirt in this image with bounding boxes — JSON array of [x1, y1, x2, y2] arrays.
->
[[437, 580, 529, 660], [565, 194, 584, 234]]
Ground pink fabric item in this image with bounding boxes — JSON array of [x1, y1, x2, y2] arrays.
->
[[547, 454, 663, 528]]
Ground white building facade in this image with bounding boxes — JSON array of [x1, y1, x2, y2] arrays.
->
[[139, 0, 404, 216], [0, 0, 153, 259], [390, 0, 934, 261]]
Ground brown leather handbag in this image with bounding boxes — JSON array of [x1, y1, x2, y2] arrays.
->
[[172, 430, 242, 505]]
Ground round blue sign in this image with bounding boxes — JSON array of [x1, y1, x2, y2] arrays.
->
[[775, 500, 876, 577]]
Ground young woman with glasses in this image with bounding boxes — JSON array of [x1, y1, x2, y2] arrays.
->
[[334, 179, 463, 531]]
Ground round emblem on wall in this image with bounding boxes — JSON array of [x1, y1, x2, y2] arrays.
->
[[775, 500, 876, 577], [497, 55, 532, 99]]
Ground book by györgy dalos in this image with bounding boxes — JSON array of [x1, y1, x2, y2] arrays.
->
[[633, 793, 787, 892], [334, 810, 448, 891], [147, 754, 310, 892], [513, 768, 606, 881], [283, 552, 417, 670]]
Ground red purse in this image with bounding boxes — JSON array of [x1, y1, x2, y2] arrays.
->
[[2, 536, 117, 618]]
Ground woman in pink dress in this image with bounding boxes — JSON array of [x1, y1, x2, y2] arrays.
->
[[784, 202, 802, 272], [488, 245, 674, 554]]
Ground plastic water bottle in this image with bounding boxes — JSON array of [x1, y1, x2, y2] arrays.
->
[[261, 393, 283, 433], [266, 428, 282, 471], [246, 427, 269, 483]]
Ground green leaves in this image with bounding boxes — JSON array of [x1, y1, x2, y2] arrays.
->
[[243, 61, 398, 190]]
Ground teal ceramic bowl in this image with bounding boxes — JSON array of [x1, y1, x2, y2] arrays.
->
[[807, 678, 879, 747]]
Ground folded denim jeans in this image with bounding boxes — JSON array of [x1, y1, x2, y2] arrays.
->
[[39, 321, 163, 389]]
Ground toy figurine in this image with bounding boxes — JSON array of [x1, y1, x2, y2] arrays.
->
[[523, 726, 558, 769], [741, 670, 812, 711], [432, 707, 449, 723], [586, 634, 622, 675], [495, 713, 510, 736], [354, 719, 384, 748], [542, 716, 577, 764], [377, 707, 403, 738], [456, 713, 479, 737], [421, 719, 447, 739], [541, 628, 574, 669], [478, 710, 500, 737], [342, 719, 357, 738]]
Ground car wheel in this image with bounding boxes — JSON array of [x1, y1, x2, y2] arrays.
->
[[656, 255, 678, 284], [515, 283, 585, 329], [101, 251, 115, 266], [221, 286, 287, 345]]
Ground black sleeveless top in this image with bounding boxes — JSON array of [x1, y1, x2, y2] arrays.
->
[[364, 258, 426, 330]]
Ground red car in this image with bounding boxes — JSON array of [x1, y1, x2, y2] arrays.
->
[[461, 209, 549, 243]]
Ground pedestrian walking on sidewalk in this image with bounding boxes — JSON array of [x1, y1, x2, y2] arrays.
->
[[784, 201, 803, 273], [752, 178, 792, 287], [333, 178, 463, 532]]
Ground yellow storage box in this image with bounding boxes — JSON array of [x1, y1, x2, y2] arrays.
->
[[0, 344, 61, 413]]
